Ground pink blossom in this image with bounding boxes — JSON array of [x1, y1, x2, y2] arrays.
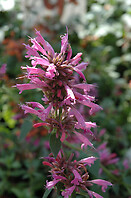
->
[[46, 179, 61, 189], [75, 62, 88, 70], [71, 169, 82, 185], [15, 27, 111, 198], [70, 52, 82, 65], [35, 29, 55, 56], [64, 84, 76, 105], [0, 64, 6, 78], [43, 151, 112, 198], [62, 186, 75, 198], [24, 44, 40, 58], [86, 189, 103, 198], [89, 179, 112, 192], [45, 63, 56, 79], [30, 37, 47, 56], [74, 131, 94, 149], [72, 83, 95, 92], [79, 156, 97, 167], [60, 28, 68, 54], [123, 159, 129, 170], [70, 107, 86, 128], [21, 102, 52, 121], [97, 142, 119, 167], [15, 28, 102, 144]]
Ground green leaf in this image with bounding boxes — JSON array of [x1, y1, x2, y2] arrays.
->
[[50, 131, 61, 158], [20, 119, 32, 140], [42, 189, 52, 198]]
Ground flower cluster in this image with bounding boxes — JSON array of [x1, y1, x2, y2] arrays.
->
[[16, 28, 102, 146], [16, 28, 112, 197], [43, 151, 112, 198]]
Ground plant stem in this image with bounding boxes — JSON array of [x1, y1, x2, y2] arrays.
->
[[63, 141, 82, 152]]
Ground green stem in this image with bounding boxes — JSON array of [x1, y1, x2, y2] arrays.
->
[[63, 141, 82, 152], [77, 191, 90, 197]]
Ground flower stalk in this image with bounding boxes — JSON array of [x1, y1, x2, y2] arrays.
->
[[16, 28, 112, 198]]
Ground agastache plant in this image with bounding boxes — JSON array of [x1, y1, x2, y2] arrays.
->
[[16, 28, 112, 197]]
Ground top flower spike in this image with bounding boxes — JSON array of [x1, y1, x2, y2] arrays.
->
[[17, 28, 101, 109], [16, 28, 102, 144]]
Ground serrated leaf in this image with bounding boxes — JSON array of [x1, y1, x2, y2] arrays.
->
[[42, 189, 52, 198], [20, 119, 32, 140], [50, 132, 61, 158]]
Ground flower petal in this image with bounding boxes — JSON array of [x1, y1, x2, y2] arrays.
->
[[62, 186, 75, 198], [70, 106, 86, 128], [87, 189, 103, 198], [74, 131, 94, 148], [89, 179, 112, 192], [75, 62, 88, 70], [71, 53, 82, 65], [16, 83, 38, 94], [71, 169, 82, 185], [61, 29, 68, 54], [79, 156, 97, 167], [46, 179, 60, 189], [72, 83, 95, 91], [35, 29, 55, 57]]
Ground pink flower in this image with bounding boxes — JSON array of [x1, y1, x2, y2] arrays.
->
[[74, 131, 94, 149], [46, 179, 62, 189], [86, 189, 103, 198], [61, 186, 75, 198], [15, 28, 102, 144], [97, 142, 119, 166], [97, 142, 119, 175], [43, 151, 112, 198], [88, 179, 112, 192], [71, 169, 82, 185], [16, 83, 38, 94], [0, 64, 6, 78], [79, 156, 97, 166], [46, 63, 56, 78], [21, 102, 52, 121], [123, 159, 129, 170], [14, 27, 112, 198]]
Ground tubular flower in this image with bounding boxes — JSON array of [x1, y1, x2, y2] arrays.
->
[[97, 142, 119, 175], [43, 151, 112, 198], [16, 28, 102, 145]]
